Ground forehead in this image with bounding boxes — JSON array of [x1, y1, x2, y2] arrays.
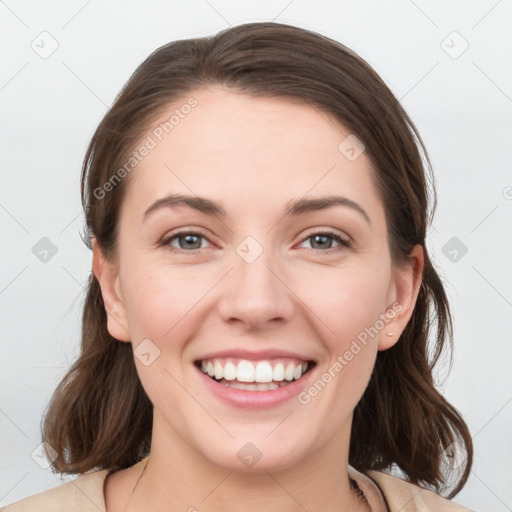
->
[[121, 86, 385, 225]]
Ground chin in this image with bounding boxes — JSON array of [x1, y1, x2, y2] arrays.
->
[[197, 435, 310, 474]]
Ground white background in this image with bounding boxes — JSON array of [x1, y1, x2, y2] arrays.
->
[[1, 1, 511, 510]]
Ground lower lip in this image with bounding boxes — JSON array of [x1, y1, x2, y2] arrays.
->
[[195, 364, 315, 410]]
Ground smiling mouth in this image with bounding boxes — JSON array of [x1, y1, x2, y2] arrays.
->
[[194, 357, 317, 391]]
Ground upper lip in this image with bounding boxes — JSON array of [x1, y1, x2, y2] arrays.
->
[[194, 348, 315, 362]]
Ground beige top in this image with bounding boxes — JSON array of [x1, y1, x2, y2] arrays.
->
[[2, 458, 473, 512]]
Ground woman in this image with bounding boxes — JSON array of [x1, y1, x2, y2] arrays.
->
[[4, 22, 473, 511]]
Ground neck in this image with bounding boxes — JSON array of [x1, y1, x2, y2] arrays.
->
[[126, 414, 368, 512]]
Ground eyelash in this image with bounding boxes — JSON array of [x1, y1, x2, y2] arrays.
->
[[160, 229, 352, 255]]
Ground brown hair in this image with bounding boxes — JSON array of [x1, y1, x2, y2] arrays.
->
[[41, 21, 472, 498]]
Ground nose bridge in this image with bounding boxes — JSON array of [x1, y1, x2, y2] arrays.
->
[[219, 234, 294, 326]]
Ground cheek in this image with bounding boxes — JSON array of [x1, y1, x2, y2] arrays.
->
[[299, 263, 391, 341], [120, 261, 206, 341], [298, 265, 388, 397], [120, 266, 204, 410]]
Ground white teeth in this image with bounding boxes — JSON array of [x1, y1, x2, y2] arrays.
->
[[284, 363, 295, 381], [237, 360, 255, 382], [223, 361, 237, 381], [273, 363, 285, 381], [214, 360, 223, 380], [199, 358, 310, 383], [223, 380, 280, 391], [293, 364, 303, 380], [254, 361, 273, 383]]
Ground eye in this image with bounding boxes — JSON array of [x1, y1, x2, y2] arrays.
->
[[299, 231, 352, 253], [160, 229, 352, 254], [161, 230, 212, 252]]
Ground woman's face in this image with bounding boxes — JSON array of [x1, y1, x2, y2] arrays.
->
[[94, 85, 422, 472]]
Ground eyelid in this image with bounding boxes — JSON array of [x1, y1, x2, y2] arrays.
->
[[300, 226, 352, 244], [160, 227, 215, 250], [296, 229, 352, 252]]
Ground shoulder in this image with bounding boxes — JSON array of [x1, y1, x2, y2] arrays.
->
[[365, 469, 474, 512], [1, 469, 109, 512]]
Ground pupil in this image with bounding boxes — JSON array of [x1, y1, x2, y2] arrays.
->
[[181, 234, 200, 249], [313, 235, 330, 249]]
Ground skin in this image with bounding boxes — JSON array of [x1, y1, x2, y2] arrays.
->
[[93, 85, 424, 512]]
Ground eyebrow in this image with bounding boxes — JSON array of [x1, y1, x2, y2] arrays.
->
[[143, 193, 371, 225]]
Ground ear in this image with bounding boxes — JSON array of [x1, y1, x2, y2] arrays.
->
[[378, 244, 424, 351], [91, 236, 131, 342]]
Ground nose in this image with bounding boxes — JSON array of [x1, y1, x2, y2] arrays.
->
[[217, 242, 295, 330]]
